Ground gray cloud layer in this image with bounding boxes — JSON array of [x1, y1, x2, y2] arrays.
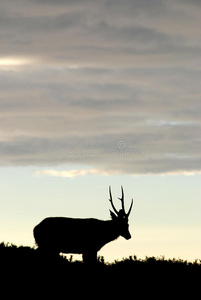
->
[[0, 0, 200, 174]]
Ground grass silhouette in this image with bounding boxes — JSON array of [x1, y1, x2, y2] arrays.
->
[[1, 241, 200, 297]]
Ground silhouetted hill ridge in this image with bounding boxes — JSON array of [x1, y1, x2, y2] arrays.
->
[[1, 242, 200, 296]]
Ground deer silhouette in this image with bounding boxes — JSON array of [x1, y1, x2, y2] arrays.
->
[[33, 186, 133, 264]]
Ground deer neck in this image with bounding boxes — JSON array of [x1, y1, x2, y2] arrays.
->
[[104, 220, 120, 243]]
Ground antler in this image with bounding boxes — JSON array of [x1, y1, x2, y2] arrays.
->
[[126, 198, 133, 217], [118, 186, 126, 214], [109, 186, 134, 218], [109, 186, 118, 216]]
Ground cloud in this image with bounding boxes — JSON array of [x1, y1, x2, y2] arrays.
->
[[0, 0, 200, 67], [36, 168, 201, 179], [0, 0, 200, 175], [36, 168, 112, 178]]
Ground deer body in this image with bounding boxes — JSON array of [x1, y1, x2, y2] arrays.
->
[[34, 217, 123, 263], [33, 187, 133, 264]]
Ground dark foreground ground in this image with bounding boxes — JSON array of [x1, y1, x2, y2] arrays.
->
[[1, 242, 200, 297]]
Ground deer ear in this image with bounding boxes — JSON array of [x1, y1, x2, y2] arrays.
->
[[110, 210, 117, 220]]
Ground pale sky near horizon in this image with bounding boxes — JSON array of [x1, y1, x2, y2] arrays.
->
[[0, 0, 201, 262]]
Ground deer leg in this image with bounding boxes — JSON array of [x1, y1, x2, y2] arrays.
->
[[83, 251, 97, 265], [37, 245, 60, 261]]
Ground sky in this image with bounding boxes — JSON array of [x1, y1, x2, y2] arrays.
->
[[0, 0, 201, 262]]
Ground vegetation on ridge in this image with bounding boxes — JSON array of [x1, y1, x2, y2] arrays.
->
[[1, 241, 200, 296], [1, 241, 200, 269]]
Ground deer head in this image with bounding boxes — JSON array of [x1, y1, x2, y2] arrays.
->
[[109, 186, 133, 240]]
